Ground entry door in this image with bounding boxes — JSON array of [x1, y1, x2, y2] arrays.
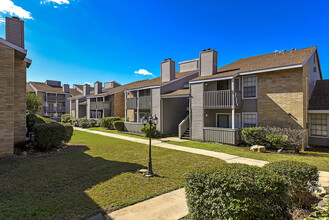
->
[[217, 114, 229, 128]]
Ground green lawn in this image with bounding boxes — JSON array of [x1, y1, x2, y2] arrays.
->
[[0, 130, 223, 219], [165, 140, 329, 172], [88, 127, 149, 140]]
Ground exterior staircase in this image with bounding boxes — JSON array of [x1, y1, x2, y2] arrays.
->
[[178, 115, 190, 140], [181, 128, 190, 139]]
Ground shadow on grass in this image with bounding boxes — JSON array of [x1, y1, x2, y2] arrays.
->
[[0, 145, 145, 219]]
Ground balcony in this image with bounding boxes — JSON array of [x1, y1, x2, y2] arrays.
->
[[44, 106, 66, 112], [44, 107, 56, 112], [46, 96, 57, 102], [126, 97, 137, 109], [57, 97, 66, 102], [57, 106, 66, 112], [139, 96, 151, 109], [204, 90, 241, 109]]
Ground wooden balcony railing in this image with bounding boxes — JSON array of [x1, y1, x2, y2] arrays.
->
[[204, 90, 241, 109]]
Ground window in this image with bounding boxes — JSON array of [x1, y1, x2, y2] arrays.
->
[[243, 76, 257, 98], [243, 113, 257, 128], [311, 114, 327, 137]]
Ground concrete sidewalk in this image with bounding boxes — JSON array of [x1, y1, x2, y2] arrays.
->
[[75, 127, 329, 220]]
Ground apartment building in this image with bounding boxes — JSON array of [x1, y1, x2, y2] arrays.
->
[[123, 58, 199, 134], [0, 17, 32, 156], [187, 47, 322, 148], [27, 80, 83, 120]]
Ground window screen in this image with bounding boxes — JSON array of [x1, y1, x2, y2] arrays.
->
[[243, 76, 257, 98], [311, 114, 327, 137], [243, 113, 257, 128]]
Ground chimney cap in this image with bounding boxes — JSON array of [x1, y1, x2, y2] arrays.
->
[[11, 16, 20, 20]]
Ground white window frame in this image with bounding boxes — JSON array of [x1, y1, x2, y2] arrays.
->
[[233, 78, 241, 91], [242, 112, 258, 128], [242, 75, 257, 99], [309, 114, 328, 138], [216, 113, 241, 128]]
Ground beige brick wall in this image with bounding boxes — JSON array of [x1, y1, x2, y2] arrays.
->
[[257, 68, 306, 129], [0, 43, 15, 156], [14, 57, 26, 148], [113, 92, 125, 118]]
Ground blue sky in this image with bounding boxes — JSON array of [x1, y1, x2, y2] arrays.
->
[[0, 0, 328, 86]]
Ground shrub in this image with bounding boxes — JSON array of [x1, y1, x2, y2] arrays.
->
[[89, 119, 100, 127], [60, 123, 74, 143], [77, 118, 92, 128], [266, 134, 286, 149], [100, 117, 121, 129], [33, 123, 67, 151], [307, 201, 329, 219], [114, 121, 125, 131], [185, 163, 291, 219], [264, 160, 319, 208], [241, 127, 265, 146], [242, 126, 307, 151], [141, 124, 156, 138], [26, 113, 56, 133], [61, 114, 71, 123]]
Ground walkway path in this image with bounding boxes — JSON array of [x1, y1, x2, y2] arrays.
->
[[74, 127, 329, 219]]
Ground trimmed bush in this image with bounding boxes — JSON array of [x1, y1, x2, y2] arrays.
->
[[114, 121, 125, 131], [61, 114, 71, 123], [33, 123, 67, 151], [264, 161, 319, 208], [242, 126, 306, 151], [100, 117, 121, 129], [89, 119, 100, 127], [185, 163, 291, 219], [141, 124, 156, 138], [61, 123, 74, 143], [241, 127, 265, 146], [26, 113, 56, 133]]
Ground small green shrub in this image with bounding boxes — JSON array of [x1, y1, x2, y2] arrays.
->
[[33, 123, 67, 151], [61, 114, 71, 123], [26, 113, 56, 133], [241, 127, 265, 145], [185, 163, 291, 219], [60, 123, 74, 143], [89, 119, 100, 127], [266, 134, 286, 149], [306, 201, 329, 219], [141, 124, 156, 138], [100, 117, 121, 129], [114, 121, 125, 131], [77, 118, 92, 128], [264, 160, 319, 208]]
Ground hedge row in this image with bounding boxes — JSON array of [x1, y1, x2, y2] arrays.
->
[[71, 118, 100, 128], [185, 161, 318, 219], [241, 127, 306, 151], [100, 117, 122, 129]]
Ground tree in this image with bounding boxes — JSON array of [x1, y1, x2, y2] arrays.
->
[[26, 93, 43, 113]]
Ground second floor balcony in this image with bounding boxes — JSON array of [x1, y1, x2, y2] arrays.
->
[[44, 106, 66, 113], [204, 90, 241, 109]]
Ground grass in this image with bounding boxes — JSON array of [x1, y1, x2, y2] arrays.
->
[[0, 130, 223, 219], [87, 127, 149, 140], [165, 140, 329, 172]]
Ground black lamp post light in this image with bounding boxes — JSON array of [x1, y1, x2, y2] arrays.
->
[[140, 114, 158, 177]]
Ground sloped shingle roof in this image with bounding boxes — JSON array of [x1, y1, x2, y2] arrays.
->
[[191, 46, 317, 81], [309, 80, 329, 110], [162, 88, 190, 97]]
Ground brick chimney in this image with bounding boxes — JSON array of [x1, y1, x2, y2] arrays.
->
[[94, 81, 102, 95], [83, 83, 90, 96], [161, 58, 175, 82], [6, 17, 25, 49], [62, 84, 70, 93], [199, 49, 218, 77]]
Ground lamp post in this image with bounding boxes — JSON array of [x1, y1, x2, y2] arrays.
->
[[142, 115, 158, 177]]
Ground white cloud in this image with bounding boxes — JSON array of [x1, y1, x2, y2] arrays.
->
[[0, 0, 32, 19], [0, 18, 5, 23], [134, 69, 153, 76], [41, 0, 70, 5]]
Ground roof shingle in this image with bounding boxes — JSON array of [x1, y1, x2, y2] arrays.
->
[[191, 46, 317, 81]]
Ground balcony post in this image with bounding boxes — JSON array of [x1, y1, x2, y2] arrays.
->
[[137, 91, 140, 123], [231, 79, 235, 129], [125, 92, 127, 122]]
